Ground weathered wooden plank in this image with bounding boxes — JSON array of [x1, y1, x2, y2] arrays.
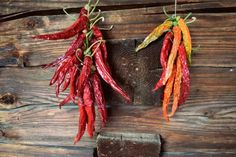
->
[[0, 105, 97, 147], [0, 1, 236, 156], [0, 66, 235, 156], [1, 0, 236, 16], [0, 79, 235, 157], [0, 66, 235, 108], [0, 12, 236, 68], [0, 143, 94, 157]]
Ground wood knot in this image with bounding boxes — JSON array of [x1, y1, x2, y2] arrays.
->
[[23, 18, 36, 29], [0, 93, 16, 104], [0, 129, 6, 137]]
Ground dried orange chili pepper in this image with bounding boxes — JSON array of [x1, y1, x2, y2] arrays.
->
[[162, 66, 176, 122], [136, 20, 172, 52], [163, 25, 182, 84], [169, 55, 182, 117], [178, 18, 192, 64]]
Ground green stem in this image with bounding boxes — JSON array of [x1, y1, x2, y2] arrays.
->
[[99, 25, 114, 31], [75, 49, 83, 64], [186, 17, 196, 24], [90, 41, 103, 56], [89, 0, 100, 16], [163, 7, 171, 18], [84, 40, 104, 56], [90, 9, 101, 21], [184, 12, 192, 21], [90, 16, 104, 29], [62, 8, 77, 20]]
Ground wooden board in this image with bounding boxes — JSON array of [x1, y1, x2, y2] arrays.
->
[[1, 0, 236, 17], [1, 0, 236, 156], [0, 12, 236, 67], [0, 67, 235, 157]]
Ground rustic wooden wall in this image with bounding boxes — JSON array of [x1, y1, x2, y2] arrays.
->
[[0, 0, 236, 157]]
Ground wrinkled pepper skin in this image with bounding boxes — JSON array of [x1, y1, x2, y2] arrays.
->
[[33, 9, 88, 40], [178, 43, 190, 106], [169, 56, 182, 117], [163, 25, 182, 84], [74, 101, 87, 144], [162, 66, 177, 122], [91, 72, 107, 126], [178, 18, 192, 64], [83, 81, 95, 138], [136, 20, 172, 52], [78, 56, 93, 98], [153, 32, 173, 91], [93, 41, 131, 102]]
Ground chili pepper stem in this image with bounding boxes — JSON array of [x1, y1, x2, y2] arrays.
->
[[99, 25, 114, 31], [63, 8, 77, 21], [90, 17, 105, 29], [163, 7, 171, 18], [90, 9, 101, 21], [84, 40, 104, 56], [90, 41, 103, 57], [88, 0, 100, 16], [186, 17, 197, 24], [184, 12, 192, 21]]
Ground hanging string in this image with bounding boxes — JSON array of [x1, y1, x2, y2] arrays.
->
[[174, 0, 177, 17]]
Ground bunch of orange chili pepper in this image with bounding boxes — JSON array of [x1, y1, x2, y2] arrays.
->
[[136, 10, 196, 121]]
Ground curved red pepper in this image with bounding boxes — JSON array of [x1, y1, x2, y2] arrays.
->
[[91, 72, 107, 126], [83, 81, 95, 138], [93, 44, 131, 102], [78, 56, 93, 98], [153, 32, 173, 91], [33, 9, 88, 40], [74, 101, 87, 144], [178, 43, 190, 105]]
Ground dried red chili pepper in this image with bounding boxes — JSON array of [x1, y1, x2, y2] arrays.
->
[[49, 56, 72, 85], [59, 95, 71, 109], [153, 32, 173, 91], [69, 66, 78, 101], [92, 26, 112, 74], [33, 9, 88, 40], [74, 101, 87, 144], [93, 43, 131, 102], [83, 81, 95, 138], [78, 56, 93, 97], [91, 72, 107, 126], [178, 43, 190, 105], [92, 26, 107, 60], [61, 73, 70, 92], [65, 33, 86, 56]]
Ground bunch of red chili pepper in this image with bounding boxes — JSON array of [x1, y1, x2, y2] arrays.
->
[[33, 0, 131, 144], [136, 10, 196, 122]]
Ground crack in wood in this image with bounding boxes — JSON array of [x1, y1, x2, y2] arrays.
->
[[1, 1, 236, 23]]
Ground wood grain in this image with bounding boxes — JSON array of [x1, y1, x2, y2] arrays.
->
[[1, 0, 236, 16], [0, 143, 94, 157], [0, 11, 236, 67], [0, 67, 235, 156], [1, 0, 236, 156]]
